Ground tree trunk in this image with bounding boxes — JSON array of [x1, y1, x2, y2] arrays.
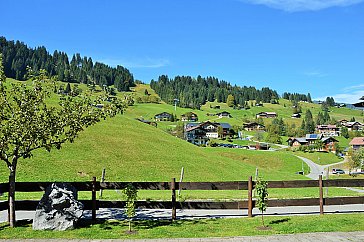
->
[[261, 211, 264, 227], [8, 168, 16, 228]]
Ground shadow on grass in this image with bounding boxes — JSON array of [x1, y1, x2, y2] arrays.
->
[[0, 222, 9, 231], [269, 218, 290, 225], [76, 217, 213, 231], [135, 218, 209, 229], [16, 219, 33, 228], [0, 219, 33, 231]]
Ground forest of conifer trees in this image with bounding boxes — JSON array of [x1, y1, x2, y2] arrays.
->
[[150, 75, 280, 109], [0, 36, 134, 91]]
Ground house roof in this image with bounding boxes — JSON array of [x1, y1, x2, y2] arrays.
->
[[257, 112, 277, 115], [185, 121, 218, 132], [344, 121, 362, 127], [287, 135, 337, 144], [154, 112, 172, 118], [217, 111, 231, 115], [349, 137, 364, 146], [185, 122, 200, 129], [243, 122, 265, 127], [305, 134, 323, 140], [287, 137, 308, 144], [181, 112, 197, 117], [185, 121, 232, 132], [317, 125, 338, 129], [321, 136, 338, 143], [353, 101, 364, 107], [136, 118, 150, 123], [218, 123, 231, 129]]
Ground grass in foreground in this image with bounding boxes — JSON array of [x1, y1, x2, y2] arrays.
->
[[0, 214, 363, 239]]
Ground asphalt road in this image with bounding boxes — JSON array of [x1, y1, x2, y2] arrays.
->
[[295, 155, 347, 180]]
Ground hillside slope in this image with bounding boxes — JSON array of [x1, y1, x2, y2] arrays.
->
[[129, 84, 363, 128], [0, 115, 307, 182]]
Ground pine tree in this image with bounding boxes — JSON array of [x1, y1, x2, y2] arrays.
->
[[65, 82, 71, 94], [323, 110, 330, 124], [316, 112, 324, 125], [341, 127, 349, 139], [304, 109, 315, 134]]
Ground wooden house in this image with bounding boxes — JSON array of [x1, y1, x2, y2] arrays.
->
[[287, 134, 338, 152], [343, 121, 363, 131], [184, 121, 232, 145], [349, 137, 364, 150], [256, 112, 277, 118], [154, 112, 173, 121], [216, 111, 231, 118], [291, 113, 301, 118], [243, 122, 265, 131], [316, 125, 340, 136], [184, 121, 219, 145], [181, 112, 198, 122]]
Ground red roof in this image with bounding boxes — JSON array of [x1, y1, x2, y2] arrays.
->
[[349, 137, 364, 146]]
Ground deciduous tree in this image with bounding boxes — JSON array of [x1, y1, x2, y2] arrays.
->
[[123, 183, 138, 232], [256, 178, 268, 227], [0, 55, 124, 227], [352, 147, 364, 170], [226, 94, 235, 107]]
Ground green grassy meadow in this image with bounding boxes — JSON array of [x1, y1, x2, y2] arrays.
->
[[0, 114, 310, 183], [1, 214, 364, 239], [292, 151, 344, 166]]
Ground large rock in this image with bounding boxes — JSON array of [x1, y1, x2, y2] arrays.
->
[[32, 183, 84, 231]]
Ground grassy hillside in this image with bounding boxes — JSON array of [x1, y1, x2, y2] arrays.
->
[[0, 114, 309, 183], [0, 81, 362, 184]]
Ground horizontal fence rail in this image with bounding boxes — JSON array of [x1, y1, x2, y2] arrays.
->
[[1, 196, 363, 212], [100, 182, 171, 190], [1, 179, 364, 192], [0, 177, 363, 220]]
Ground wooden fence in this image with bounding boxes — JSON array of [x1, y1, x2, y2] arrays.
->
[[0, 176, 363, 221]]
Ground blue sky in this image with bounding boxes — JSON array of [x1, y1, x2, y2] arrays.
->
[[1, 0, 363, 103]]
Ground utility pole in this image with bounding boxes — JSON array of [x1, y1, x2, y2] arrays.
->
[[174, 99, 179, 111]]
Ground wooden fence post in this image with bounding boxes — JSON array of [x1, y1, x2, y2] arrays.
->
[[319, 175, 324, 215], [171, 178, 176, 220], [99, 168, 106, 198], [92, 176, 97, 221], [248, 176, 253, 217], [178, 167, 184, 196], [7, 180, 10, 223]]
